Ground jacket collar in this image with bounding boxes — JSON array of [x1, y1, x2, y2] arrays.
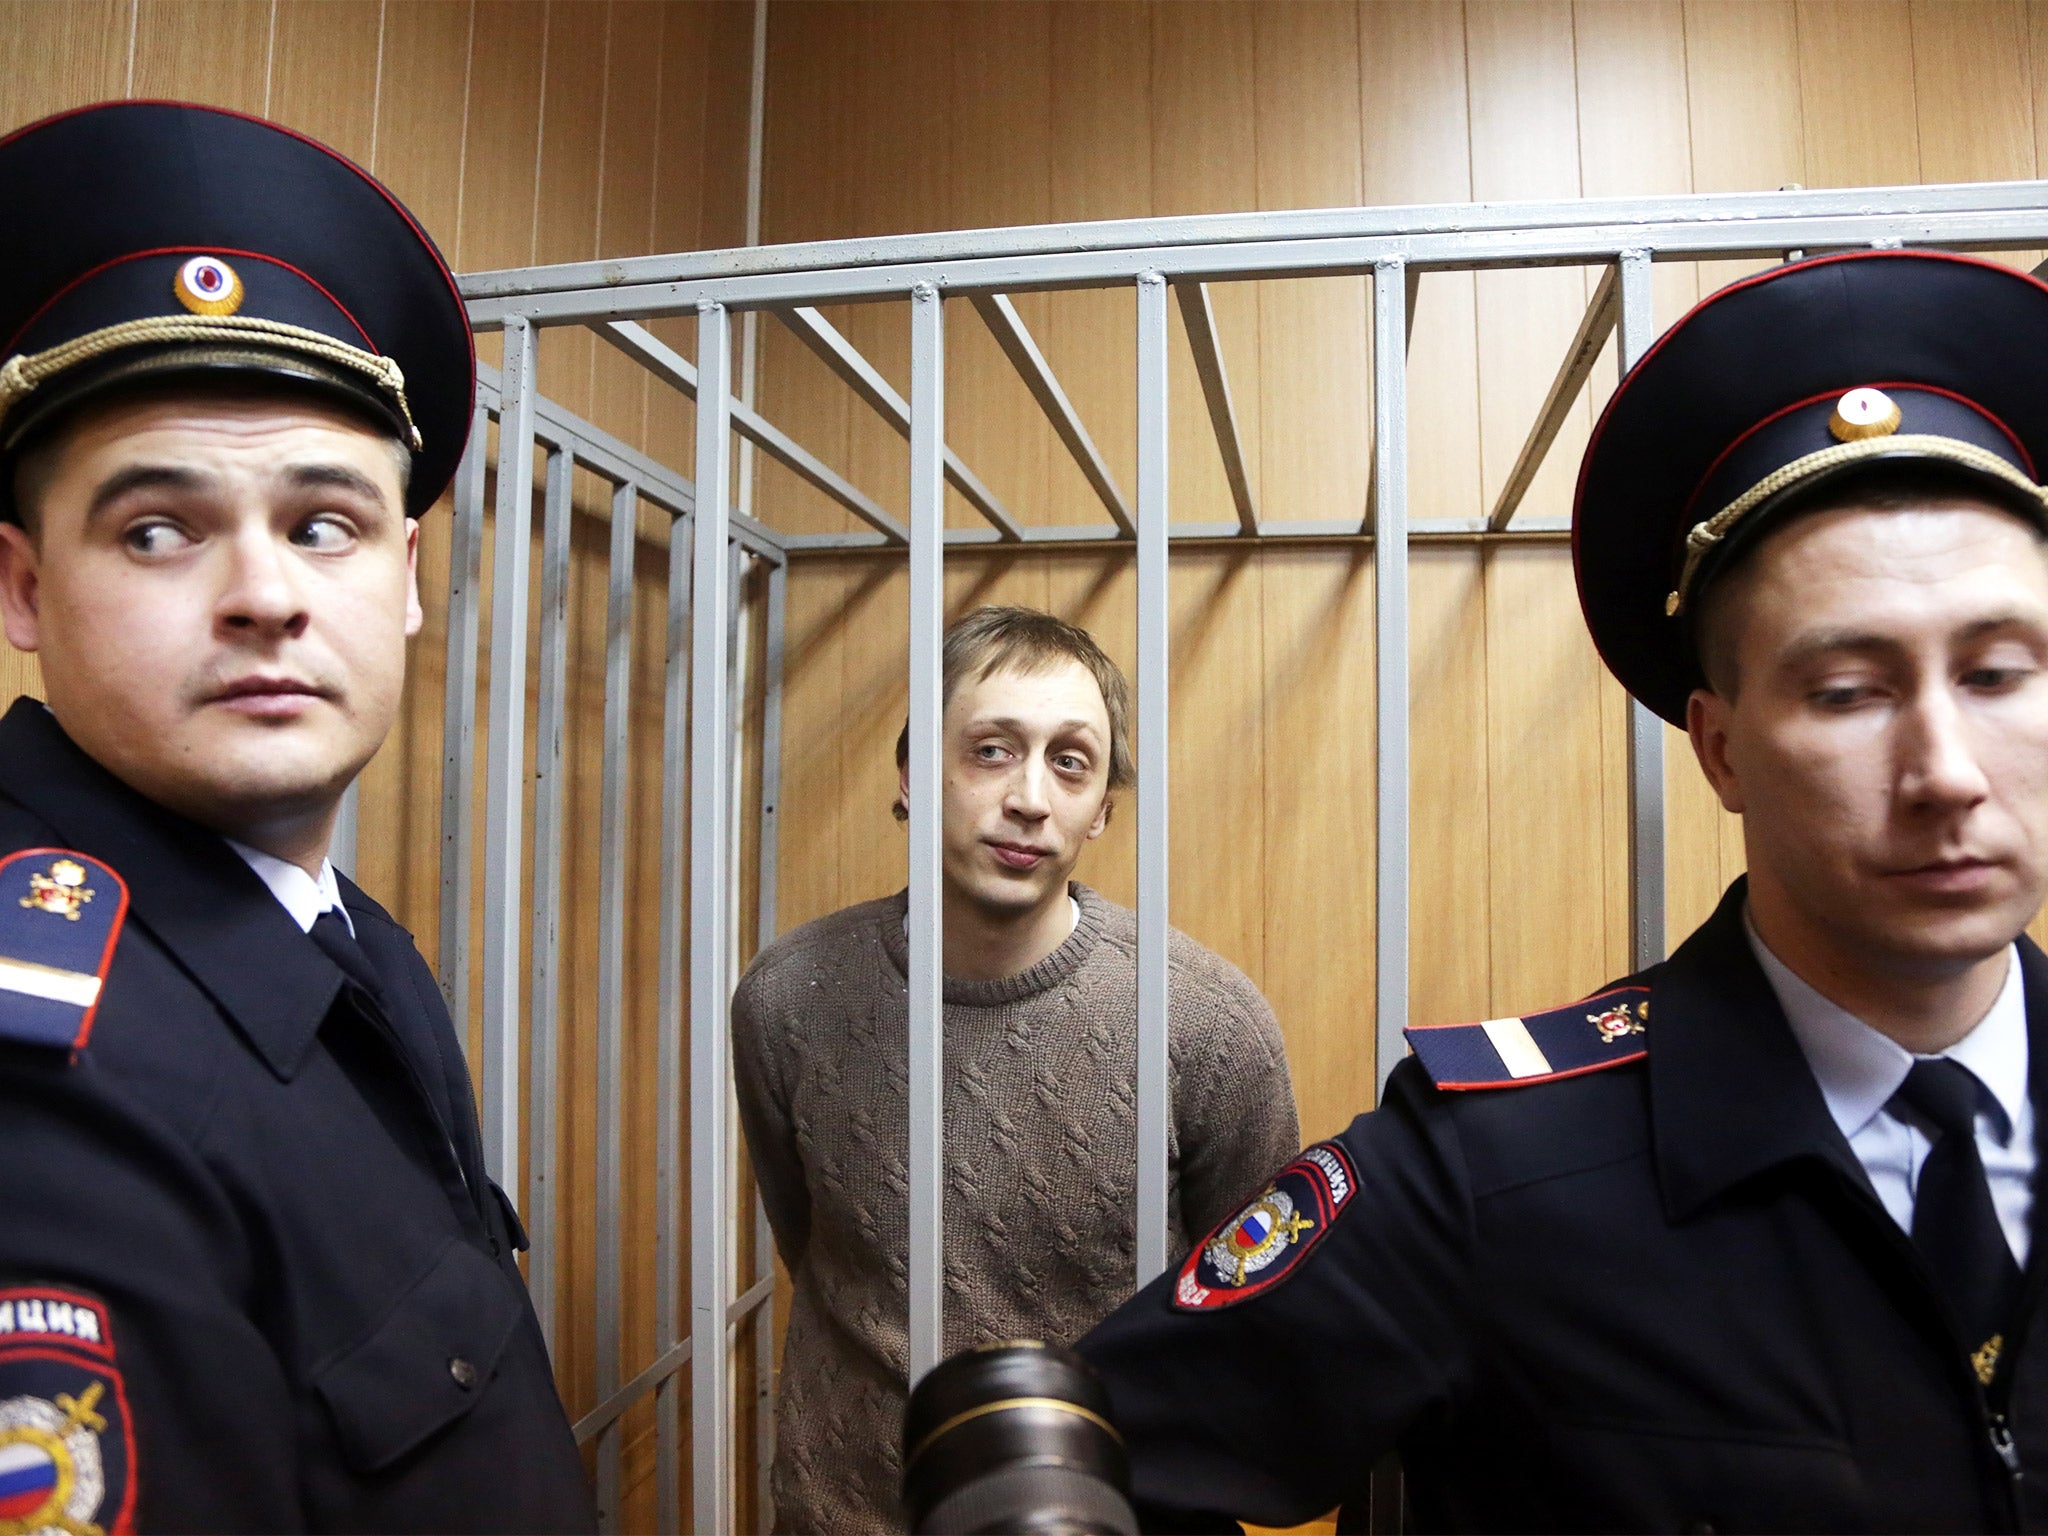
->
[[0, 697, 339, 1080], [1651, 878, 1874, 1221]]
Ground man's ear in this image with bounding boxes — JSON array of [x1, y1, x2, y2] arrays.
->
[[1088, 792, 1112, 839], [895, 755, 911, 823], [403, 517, 424, 639], [1686, 688, 1745, 815], [0, 520, 43, 653]]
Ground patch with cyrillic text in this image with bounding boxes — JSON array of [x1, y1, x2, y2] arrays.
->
[[1173, 1142, 1355, 1311], [0, 1287, 136, 1535]]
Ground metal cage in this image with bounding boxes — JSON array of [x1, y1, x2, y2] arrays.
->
[[359, 180, 2048, 1533]]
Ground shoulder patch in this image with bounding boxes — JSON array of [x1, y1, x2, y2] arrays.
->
[[0, 850, 129, 1057], [0, 1286, 136, 1535], [1404, 984, 1650, 1091], [1173, 1142, 1356, 1311]]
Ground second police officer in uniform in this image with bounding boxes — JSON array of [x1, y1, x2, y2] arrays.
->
[[0, 103, 596, 1531], [1075, 250, 2048, 1531]]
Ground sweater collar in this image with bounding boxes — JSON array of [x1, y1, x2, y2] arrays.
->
[[881, 881, 1109, 1005]]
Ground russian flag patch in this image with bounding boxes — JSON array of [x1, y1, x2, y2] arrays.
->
[[0, 1287, 135, 1535], [1173, 1142, 1356, 1311]]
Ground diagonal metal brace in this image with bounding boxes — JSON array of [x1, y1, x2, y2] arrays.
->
[[1487, 263, 1619, 531], [1173, 280, 1259, 535], [598, 320, 908, 544], [774, 305, 1024, 541], [970, 292, 1135, 538]]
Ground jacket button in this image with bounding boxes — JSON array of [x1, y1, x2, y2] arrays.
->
[[448, 1356, 478, 1391]]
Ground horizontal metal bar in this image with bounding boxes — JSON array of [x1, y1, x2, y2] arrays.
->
[[775, 306, 1024, 541], [727, 1273, 773, 1325], [474, 361, 787, 564], [573, 1339, 692, 1445], [781, 516, 1573, 551], [1487, 263, 1620, 531], [460, 178, 2048, 301], [1174, 281, 1258, 535], [597, 321, 908, 544], [969, 293, 1135, 537], [463, 205, 2048, 327]]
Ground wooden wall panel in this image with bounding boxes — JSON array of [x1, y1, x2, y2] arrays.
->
[[0, 6, 754, 1529]]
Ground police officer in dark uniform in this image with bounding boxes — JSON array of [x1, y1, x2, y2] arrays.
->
[[0, 102, 595, 1532], [1071, 250, 2048, 1532]]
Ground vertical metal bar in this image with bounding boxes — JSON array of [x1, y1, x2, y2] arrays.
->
[[691, 301, 735, 1536], [594, 478, 638, 1531], [721, 540, 749, 1526], [330, 781, 359, 881], [528, 446, 575, 1361], [439, 405, 489, 1047], [654, 507, 691, 1536], [1373, 261, 1410, 1100], [1618, 248, 1667, 971], [1134, 272, 1171, 1284], [906, 282, 947, 1382], [735, 0, 768, 524], [753, 556, 786, 1519], [482, 315, 537, 1183]]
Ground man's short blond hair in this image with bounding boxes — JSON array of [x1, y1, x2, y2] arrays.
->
[[893, 606, 1134, 818]]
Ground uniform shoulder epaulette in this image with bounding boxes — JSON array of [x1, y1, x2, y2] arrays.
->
[[0, 848, 129, 1057], [1404, 984, 1649, 1091]]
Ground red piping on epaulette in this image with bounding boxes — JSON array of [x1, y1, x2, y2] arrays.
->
[[3, 246, 379, 356], [1425, 1046, 1648, 1093], [1570, 249, 2048, 687], [7, 848, 131, 1059]]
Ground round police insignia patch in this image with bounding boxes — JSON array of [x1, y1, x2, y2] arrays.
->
[[0, 1289, 133, 1536], [1174, 1141, 1356, 1311]]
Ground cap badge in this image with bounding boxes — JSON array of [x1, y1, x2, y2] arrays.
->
[[1828, 387, 1903, 443], [173, 255, 243, 317]]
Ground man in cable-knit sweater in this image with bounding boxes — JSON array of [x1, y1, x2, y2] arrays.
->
[[733, 606, 1299, 1535]]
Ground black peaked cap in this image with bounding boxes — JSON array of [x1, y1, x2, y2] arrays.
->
[[1574, 250, 2048, 725], [0, 100, 472, 518]]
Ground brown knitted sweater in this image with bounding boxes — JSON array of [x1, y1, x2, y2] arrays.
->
[[732, 883, 1299, 1535]]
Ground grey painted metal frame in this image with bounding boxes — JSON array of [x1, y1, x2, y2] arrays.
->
[[1134, 273, 1172, 1282], [1617, 249, 1666, 971], [905, 283, 948, 1380], [1373, 261, 1411, 1095], [1488, 264, 1618, 531], [592, 474, 637, 1531], [447, 180, 2048, 1536], [528, 446, 576, 1358], [480, 316, 538, 1186], [691, 301, 737, 1535], [438, 406, 488, 1044], [971, 291, 1136, 537], [775, 304, 1025, 540], [1175, 281, 1259, 535]]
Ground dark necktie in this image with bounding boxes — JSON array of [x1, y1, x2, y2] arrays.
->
[[1891, 1058, 2021, 1384], [310, 909, 455, 1135], [310, 909, 386, 1004]]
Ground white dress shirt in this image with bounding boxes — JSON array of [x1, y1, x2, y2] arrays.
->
[[225, 837, 355, 939], [1747, 915, 2034, 1266]]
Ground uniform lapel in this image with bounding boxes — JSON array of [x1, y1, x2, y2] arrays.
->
[[340, 879, 490, 1197], [1650, 879, 1877, 1223], [0, 698, 336, 1080]]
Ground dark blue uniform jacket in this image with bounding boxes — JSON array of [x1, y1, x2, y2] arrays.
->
[[1080, 881, 2048, 1533], [0, 698, 595, 1533]]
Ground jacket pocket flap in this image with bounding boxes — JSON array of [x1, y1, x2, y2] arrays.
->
[[313, 1238, 524, 1472]]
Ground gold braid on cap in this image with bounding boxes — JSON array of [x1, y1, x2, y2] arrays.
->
[[0, 314, 421, 449], [1665, 434, 2048, 617]]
